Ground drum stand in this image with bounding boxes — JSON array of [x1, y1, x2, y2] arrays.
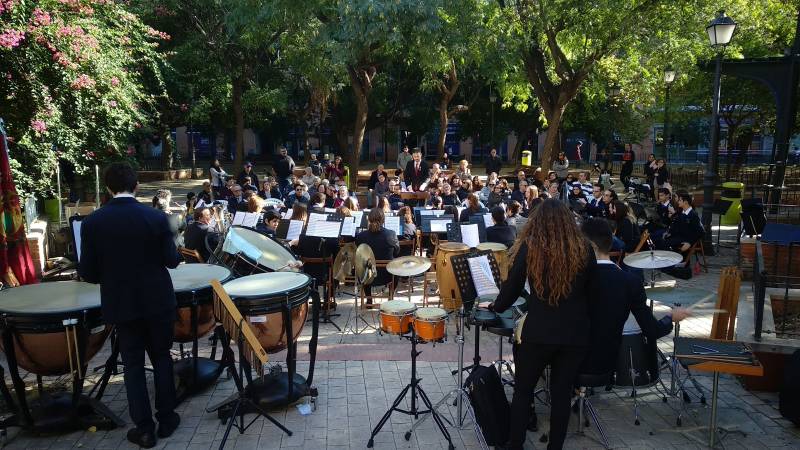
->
[[366, 325, 454, 450], [340, 278, 377, 341], [174, 291, 225, 403], [406, 306, 488, 449]]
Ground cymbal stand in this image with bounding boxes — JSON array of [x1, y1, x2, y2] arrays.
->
[[367, 326, 454, 450], [340, 276, 376, 342], [406, 306, 487, 449]]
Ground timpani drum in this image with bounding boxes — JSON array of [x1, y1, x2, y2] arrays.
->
[[221, 226, 300, 276], [413, 307, 447, 343], [477, 242, 509, 281], [379, 300, 416, 335], [435, 242, 469, 311], [170, 264, 232, 343], [223, 272, 311, 354], [0, 282, 110, 376]]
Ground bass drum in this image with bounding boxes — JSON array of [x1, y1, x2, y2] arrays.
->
[[221, 226, 300, 276], [0, 282, 110, 376], [169, 264, 232, 343], [223, 272, 311, 354], [435, 242, 470, 311]]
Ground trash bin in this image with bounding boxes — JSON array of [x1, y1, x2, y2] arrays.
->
[[522, 150, 532, 167], [721, 181, 745, 225]]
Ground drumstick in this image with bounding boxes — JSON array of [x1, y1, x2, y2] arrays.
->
[[688, 308, 728, 314]]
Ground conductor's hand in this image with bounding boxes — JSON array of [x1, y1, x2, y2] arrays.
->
[[679, 242, 691, 252], [671, 307, 691, 323]]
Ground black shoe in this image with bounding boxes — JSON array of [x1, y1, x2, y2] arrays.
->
[[127, 428, 157, 448], [157, 413, 180, 438]]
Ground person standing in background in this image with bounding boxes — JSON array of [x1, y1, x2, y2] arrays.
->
[[273, 147, 295, 197], [397, 145, 413, 172]]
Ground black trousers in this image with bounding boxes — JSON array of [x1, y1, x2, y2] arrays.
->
[[116, 316, 177, 431], [509, 340, 586, 450]]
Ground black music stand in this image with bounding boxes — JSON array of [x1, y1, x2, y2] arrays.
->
[[711, 199, 733, 249]]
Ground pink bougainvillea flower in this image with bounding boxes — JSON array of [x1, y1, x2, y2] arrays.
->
[[31, 119, 47, 133], [108, 100, 118, 108], [0, 29, 25, 49], [110, 76, 120, 87], [32, 8, 52, 26], [70, 74, 95, 89]]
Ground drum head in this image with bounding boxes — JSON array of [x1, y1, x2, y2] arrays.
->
[[477, 242, 507, 251], [415, 307, 447, 320], [169, 264, 232, 292], [223, 226, 298, 271], [439, 242, 469, 252], [0, 282, 100, 315], [223, 272, 311, 298], [381, 300, 416, 314]]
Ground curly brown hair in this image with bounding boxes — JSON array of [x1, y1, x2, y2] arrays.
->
[[509, 199, 587, 306]]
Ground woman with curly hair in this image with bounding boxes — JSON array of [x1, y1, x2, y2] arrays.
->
[[485, 199, 596, 449]]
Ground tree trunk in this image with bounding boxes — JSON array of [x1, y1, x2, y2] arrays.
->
[[232, 75, 245, 171], [160, 128, 173, 170], [540, 105, 566, 170], [351, 90, 368, 190], [437, 99, 449, 159]]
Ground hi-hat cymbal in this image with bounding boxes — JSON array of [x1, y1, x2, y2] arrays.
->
[[623, 250, 683, 270], [387, 256, 432, 277], [355, 244, 376, 286]]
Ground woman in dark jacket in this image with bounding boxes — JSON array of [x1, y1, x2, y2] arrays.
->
[[355, 209, 400, 301], [459, 193, 487, 222], [609, 200, 641, 253], [485, 199, 596, 450]]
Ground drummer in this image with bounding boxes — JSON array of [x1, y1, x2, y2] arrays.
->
[[356, 209, 400, 304], [580, 218, 690, 375]]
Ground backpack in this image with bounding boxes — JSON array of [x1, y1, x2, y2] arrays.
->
[[464, 365, 510, 445]]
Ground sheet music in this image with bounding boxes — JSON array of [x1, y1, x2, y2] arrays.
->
[[306, 220, 341, 238], [241, 212, 260, 228], [456, 206, 466, 219], [340, 217, 357, 237], [468, 255, 500, 298], [483, 213, 494, 228], [287, 220, 304, 241], [324, 208, 337, 213], [351, 210, 364, 228], [420, 209, 437, 216], [282, 210, 293, 219], [308, 212, 328, 223], [73, 220, 83, 262], [461, 223, 480, 248], [430, 220, 450, 233], [385, 215, 402, 236], [232, 212, 245, 226]]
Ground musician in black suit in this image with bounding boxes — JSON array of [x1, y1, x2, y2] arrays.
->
[[78, 163, 181, 448], [403, 148, 429, 191], [585, 183, 607, 218], [580, 218, 689, 375], [646, 188, 674, 241], [355, 209, 400, 302], [486, 206, 516, 248], [183, 207, 219, 261], [657, 191, 704, 253], [486, 200, 596, 450]]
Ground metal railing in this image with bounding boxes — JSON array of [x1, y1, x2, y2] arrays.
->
[[753, 240, 800, 340]]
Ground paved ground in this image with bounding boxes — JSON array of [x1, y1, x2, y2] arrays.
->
[[3, 180, 800, 449]]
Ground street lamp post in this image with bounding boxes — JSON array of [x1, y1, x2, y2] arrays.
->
[[702, 10, 737, 255], [663, 66, 676, 158], [489, 87, 497, 148]]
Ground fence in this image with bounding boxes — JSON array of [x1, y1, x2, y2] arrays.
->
[[753, 240, 800, 340]]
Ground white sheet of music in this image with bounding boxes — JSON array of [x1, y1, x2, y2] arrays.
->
[[420, 209, 436, 216], [483, 213, 494, 228], [232, 212, 245, 226], [286, 220, 304, 241], [309, 213, 328, 223], [306, 220, 341, 238], [456, 206, 466, 218], [282, 210, 293, 219], [241, 212, 260, 228], [73, 220, 83, 262], [340, 217, 357, 237], [385, 215, 402, 236], [324, 208, 337, 213], [461, 223, 480, 248], [468, 255, 500, 298], [430, 220, 449, 233], [351, 210, 364, 228]]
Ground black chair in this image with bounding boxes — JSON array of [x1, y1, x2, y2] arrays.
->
[[574, 372, 612, 449]]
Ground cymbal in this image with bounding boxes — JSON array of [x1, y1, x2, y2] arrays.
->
[[355, 244, 376, 286], [386, 256, 431, 277], [333, 242, 356, 283], [623, 250, 683, 270]]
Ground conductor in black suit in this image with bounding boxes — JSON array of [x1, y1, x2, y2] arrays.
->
[[403, 148, 429, 191], [355, 209, 400, 302], [580, 218, 689, 375], [78, 163, 181, 448]]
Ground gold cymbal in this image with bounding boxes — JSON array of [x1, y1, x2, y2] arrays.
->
[[386, 256, 432, 277], [355, 244, 376, 285]]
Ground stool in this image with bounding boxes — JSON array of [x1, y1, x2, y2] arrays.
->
[[486, 320, 515, 386], [575, 372, 613, 449]]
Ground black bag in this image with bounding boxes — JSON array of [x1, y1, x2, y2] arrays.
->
[[779, 350, 800, 425], [741, 198, 767, 237], [464, 365, 510, 445]]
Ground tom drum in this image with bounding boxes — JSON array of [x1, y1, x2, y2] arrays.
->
[[379, 300, 416, 335]]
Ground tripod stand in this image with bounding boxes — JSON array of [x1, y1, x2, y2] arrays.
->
[[367, 326, 454, 449], [406, 306, 488, 449]]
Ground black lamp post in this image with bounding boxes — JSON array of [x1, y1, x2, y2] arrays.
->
[[663, 66, 676, 158], [702, 10, 737, 251]]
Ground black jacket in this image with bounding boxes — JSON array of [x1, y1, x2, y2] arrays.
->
[[668, 208, 704, 244], [486, 223, 516, 248], [582, 263, 672, 374], [654, 166, 670, 185], [236, 169, 259, 188], [586, 197, 607, 218], [485, 156, 503, 175], [494, 242, 596, 346], [441, 193, 460, 206], [460, 207, 488, 223], [404, 160, 430, 191], [368, 170, 388, 190], [356, 227, 400, 286], [78, 197, 180, 324], [274, 156, 295, 179], [183, 221, 217, 262], [616, 217, 641, 253]]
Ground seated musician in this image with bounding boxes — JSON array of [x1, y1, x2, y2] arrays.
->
[[646, 188, 674, 241], [241, 176, 258, 193], [260, 210, 280, 237], [309, 192, 327, 213], [183, 207, 218, 262], [397, 206, 417, 256], [505, 201, 523, 230], [585, 183, 607, 218], [356, 209, 400, 303], [486, 206, 516, 248], [424, 184, 441, 207], [324, 185, 337, 208], [459, 193, 487, 222], [226, 184, 243, 214], [247, 195, 264, 214], [377, 195, 392, 213], [580, 218, 689, 375], [609, 200, 641, 253], [656, 191, 704, 254], [388, 182, 404, 210]]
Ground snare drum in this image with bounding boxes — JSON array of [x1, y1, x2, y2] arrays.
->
[[223, 272, 311, 353], [413, 307, 447, 343], [477, 242, 509, 281], [379, 300, 416, 335], [435, 242, 469, 311], [169, 264, 232, 343], [221, 226, 300, 276], [0, 282, 110, 376]]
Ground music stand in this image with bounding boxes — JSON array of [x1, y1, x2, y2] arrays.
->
[[711, 199, 733, 249], [207, 280, 292, 448]]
